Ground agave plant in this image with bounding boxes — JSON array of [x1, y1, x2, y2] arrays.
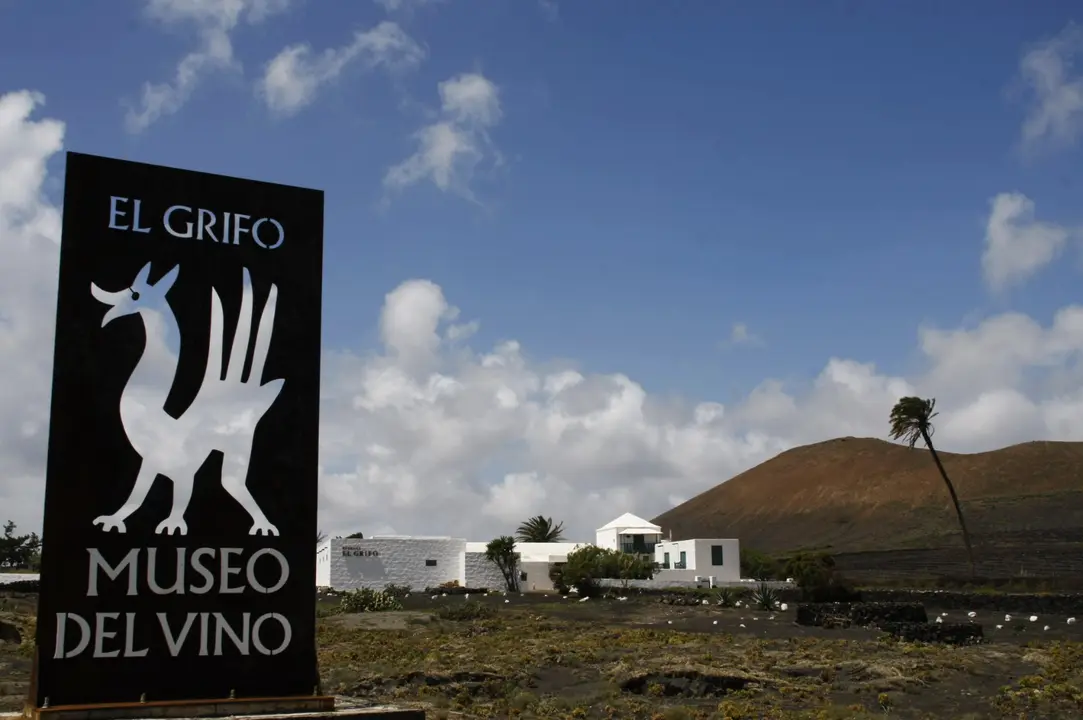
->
[[751, 582, 781, 611], [715, 587, 744, 608]]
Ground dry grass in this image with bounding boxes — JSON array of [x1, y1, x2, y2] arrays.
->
[[653, 437, 1083, 556], [2, 592, 1081, 718], [312, 599, 1083, 719]]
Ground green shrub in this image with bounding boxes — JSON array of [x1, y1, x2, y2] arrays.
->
[[740, 548, 782, 580], [338, 587, 404, 613], [550, 546, 654, 597], [382, 583, 412, 599], [435, 601, 496, 621], [781, 552, 858, 602]]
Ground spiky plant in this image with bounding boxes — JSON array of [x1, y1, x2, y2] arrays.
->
[[751, 582, 781, 611]]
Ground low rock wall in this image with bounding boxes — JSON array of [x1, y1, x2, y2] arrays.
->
[[796, 602, 928, 627], [858, 589, 1083, 615], [879, 621, 984, 645]]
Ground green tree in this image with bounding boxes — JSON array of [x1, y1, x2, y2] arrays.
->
[[550, 545, 653, 597], [514, 515, 566, 543], [346, 532, 365, 539], [0, 521, 41, 570], [485, 536, 520, 592], [889, 396, 975, 576], [316, 530, 327, 545], [740, 548, 781, 580]]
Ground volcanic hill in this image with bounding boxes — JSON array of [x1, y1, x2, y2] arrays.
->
[[652, 437, 1083, 579]]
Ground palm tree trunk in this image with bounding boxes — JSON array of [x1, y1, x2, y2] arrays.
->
[[921, 430, 976, 577]]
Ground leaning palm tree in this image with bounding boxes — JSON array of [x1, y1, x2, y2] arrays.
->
[[889, 396, 975, 576], [515, 515, 566, 543]]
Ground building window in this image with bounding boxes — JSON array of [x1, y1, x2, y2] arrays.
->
[[711, 545, 724, 566], [520, 572, 528, 581], [425, 559, 437, 567], [663, 552, 670, 569], [675, 551, 687, 569]]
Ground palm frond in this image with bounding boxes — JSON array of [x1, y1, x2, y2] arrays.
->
[[888, 396, 937, 448]]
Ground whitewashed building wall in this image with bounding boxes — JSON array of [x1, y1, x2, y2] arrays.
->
[[594, 527, 619, 551], [654, 538, 741, 583], [316, 537, 466, 591], [463, 551, 508, 589]]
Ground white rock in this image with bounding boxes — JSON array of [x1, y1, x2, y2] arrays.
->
[[1068, 617, 1076, 625], [779, 603, 788, 611], [967, 611, 977, 618], [1030, 615, 1038, 622], [1004, 614, 1012, 622]]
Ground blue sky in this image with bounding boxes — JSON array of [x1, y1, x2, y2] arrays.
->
[[2, 0, 1077, 403], [3, 1, 1083, 536]]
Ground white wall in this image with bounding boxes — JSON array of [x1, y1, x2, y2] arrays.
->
[[316, 541, 331, 586], [318, 537, 466, 591], [515, 542, 587, 563], [595, 528, 619, 550], [464, 551, 508, 589], [655, 538, 740, 583]]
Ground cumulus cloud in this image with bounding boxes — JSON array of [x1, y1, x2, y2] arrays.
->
[[1017, 22, 1083, 155], [373, 0, 441, 13], [538, 0, 559, 22], [125, 0, 294, 133], [5, 89, 1083, 544], [982, 192, 1072, 291], [727, 322, 763, 348], [258, 21, 426, 116], [384, 73, 503, 201]]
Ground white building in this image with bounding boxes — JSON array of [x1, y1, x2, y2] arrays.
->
[[316, 536, 587, 592], [315, 512, 741, 591], [653, 538, 740, 584], [595, 513, 664, 554], [316, 536, 508, 591]]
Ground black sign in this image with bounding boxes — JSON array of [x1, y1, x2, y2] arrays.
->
[[34, 152, 324, 707]]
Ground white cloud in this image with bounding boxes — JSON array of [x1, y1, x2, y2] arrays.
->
[[373, 0, 443, 14], [727, 322, 763, 348], [258, 21, 425, 116], [384, 73, 503, 200], [1018, 22, 1083, 155], [538, 0, 559, 22], [125, 0, 294, 133], [5, 89, 1083, 544], [982, 192, 1072, 291]]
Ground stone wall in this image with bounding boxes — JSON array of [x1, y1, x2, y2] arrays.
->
[[858, 589, 1083, 615]]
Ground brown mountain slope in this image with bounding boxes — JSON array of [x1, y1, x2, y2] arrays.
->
[[653, 437, 1083, 557]]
